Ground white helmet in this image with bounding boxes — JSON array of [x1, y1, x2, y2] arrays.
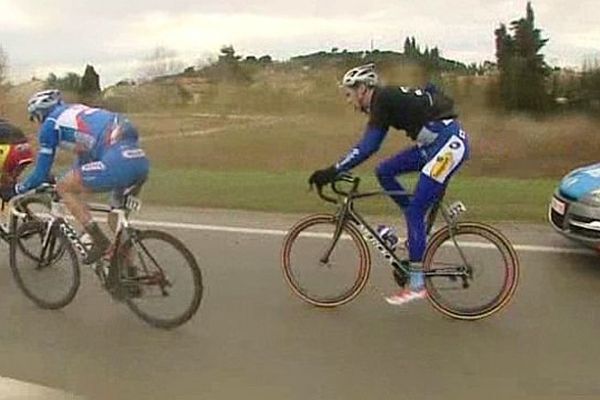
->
[[27, 89, 63, 122], [341, 63, 379, 87]]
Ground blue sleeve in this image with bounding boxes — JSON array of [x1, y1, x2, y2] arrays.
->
[[335, 126, 387, 172], [16, 121, 58, 193]]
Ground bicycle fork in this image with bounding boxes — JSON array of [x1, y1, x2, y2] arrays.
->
[[319, 203, 352, 265], [36, 218, 59, 268]]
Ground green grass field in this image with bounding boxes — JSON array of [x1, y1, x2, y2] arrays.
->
[[141, 168, 556, 222]]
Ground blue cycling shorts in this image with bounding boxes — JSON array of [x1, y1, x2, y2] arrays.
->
[[77, 142, 149, 193]]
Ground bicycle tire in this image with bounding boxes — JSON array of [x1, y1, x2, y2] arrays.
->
[[423, 222, 519, 320], [281, 213, 371, 307]]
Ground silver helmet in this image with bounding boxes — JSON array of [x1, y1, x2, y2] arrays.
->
[[27, 89, 63, 122], [341, 63, 379, 87]]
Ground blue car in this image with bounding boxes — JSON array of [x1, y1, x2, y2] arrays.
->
[[549, 163, 600, 248]]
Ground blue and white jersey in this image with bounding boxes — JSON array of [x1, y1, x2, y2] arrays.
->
[[43, 104, 134, 158], [17, 104, 139, 193]]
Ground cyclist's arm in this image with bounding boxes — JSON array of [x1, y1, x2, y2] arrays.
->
[[16, 120, 58, 193], [335, 126, 387, 172]]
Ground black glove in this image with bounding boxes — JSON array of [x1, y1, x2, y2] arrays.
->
[[308, 165, 338, 188], [0, 184, 16, 202]]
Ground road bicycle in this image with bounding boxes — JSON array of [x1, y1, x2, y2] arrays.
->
[[281, 174, 519, 320], [7, 183, 203, 329]]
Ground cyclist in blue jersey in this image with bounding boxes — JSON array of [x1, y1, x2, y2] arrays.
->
[[1, 90, 150, 265], [308, 64, 470, 306]]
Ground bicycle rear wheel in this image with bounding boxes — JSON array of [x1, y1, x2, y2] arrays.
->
[[281, 214, 371, 307], [118, 230, 203, 329], [423, 222, 519, 320], [10, 222, 80, 309]]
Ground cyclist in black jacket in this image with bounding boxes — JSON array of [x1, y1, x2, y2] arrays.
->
[[309, 64, 470, 306]]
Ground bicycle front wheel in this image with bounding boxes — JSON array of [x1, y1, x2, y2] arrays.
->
[[118, 230, 203, 329], [281, 214, 371, 307], [9, 222, 80, 310], [423, 222, 519, 320]]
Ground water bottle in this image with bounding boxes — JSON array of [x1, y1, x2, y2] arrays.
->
[[376, 224, 399, 251]]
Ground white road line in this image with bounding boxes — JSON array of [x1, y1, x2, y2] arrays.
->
[[129, 219, 597, 256], [0, 376, 82, 399]]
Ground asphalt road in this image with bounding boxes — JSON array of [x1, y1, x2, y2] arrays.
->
[[0, 207, 599, 400]]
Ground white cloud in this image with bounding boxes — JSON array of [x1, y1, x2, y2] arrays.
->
[[0, 1, 38, 30], [121, 12, 384, 54], [1, 0, 599, 85]]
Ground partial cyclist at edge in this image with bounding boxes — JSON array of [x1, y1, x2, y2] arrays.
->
[[308, 63, 470, 306], [0, 118, 34, 191], [1, 89, 150, 266]]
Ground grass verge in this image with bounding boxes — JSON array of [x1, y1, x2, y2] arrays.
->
[[141, 168, 557, 222]]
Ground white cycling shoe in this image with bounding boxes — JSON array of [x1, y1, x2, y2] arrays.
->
[[385, 288, 427, 306]]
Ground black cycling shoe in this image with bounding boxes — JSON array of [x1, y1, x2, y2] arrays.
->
[[106, 261, 142, 300], [82, 239, 110, 265], [82, 222, 111, 265]]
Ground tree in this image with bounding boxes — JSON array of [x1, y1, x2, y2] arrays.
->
[[494, 2, 550, 111], [80, 64, 101, 97], [0, 45, 7, 112], [0, 45, 7, 86], [403, 37, 411, 56], [258, 55, 272, 64], [46, 72, 81, 92], [581, 59, 600, 110], [46, 72, 58, 88], [218, 45, 241, 64], [201, 45, 251, 82], [138, 47, 184, 81]]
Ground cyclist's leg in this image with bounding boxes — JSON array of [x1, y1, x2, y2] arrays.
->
[[387, 128, 469, 305], [69, 143, 149, 264], [375, 146, 425, 208], [57, 166, 110, 264], [385, 175, 445, 305], [405, 175, 447, 264], [406, 121, 470, 263], [407, 133, 469, 274], [57, 170, 94, 227]]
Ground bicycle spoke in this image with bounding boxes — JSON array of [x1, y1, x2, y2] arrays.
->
[[281, 214, 370, 307], [424, 223, 519, 320]]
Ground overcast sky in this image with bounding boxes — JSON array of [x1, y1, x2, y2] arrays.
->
[[1, 0, 598, 86]]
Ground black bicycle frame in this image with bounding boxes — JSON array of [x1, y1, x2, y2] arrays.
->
[[318, 178, 468, 279]]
